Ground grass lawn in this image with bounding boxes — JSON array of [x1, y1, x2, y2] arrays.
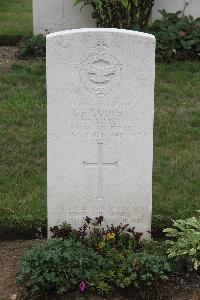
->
[[0, 0, 32, 37], [0, 62, 46, 235], [0, 61, 199, 235], [153, 62, 200, 228]]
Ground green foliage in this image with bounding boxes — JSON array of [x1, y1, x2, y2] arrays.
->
[[17, 35, 46, 59], [17, 239, 102, 297], [17, 218, 171, 297], [17, 233, 171, 297], [164, 213, 200, 270], [96, 248, 171, 294], [50, 216, 143, 254], [149, 10, 200, 61], [15, 9, 200, 62], [74, 0, 154, 29]]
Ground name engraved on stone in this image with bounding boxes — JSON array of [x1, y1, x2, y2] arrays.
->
[[70, 103, 149, 139], [79, 40, 122, 95], [83, 143, 118, 200]]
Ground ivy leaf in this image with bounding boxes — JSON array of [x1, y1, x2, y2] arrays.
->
[[74, 0, 83, 6], [120, 0, 129, 8], [194, 259, 200, 270]]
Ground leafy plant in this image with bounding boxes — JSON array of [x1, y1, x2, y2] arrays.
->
[[74, 0, 154, 29], [17, 218, 172, 297], [17, 34, 46, 59], [148, 10, 200, 61], [17, 239, 102, 297], [96, 248, 171, 294], [17, 237, 171, 297], [50, 216, 143, 252], [164, 213, 200, 270]]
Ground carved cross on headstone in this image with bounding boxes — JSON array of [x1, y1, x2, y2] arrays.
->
[[83, 143, 118, 200]]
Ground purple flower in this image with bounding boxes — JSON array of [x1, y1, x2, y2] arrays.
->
[[79, 280, 86, 293]]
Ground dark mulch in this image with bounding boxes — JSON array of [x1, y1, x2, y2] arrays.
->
[[0, 36, 23, 47]]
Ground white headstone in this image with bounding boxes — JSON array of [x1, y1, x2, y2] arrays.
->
[[33, 0, 95, 34], [47, 28, 155, 238]]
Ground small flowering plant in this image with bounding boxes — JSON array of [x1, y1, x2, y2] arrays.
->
[[50, 216, 143, 254], [97, 232, 116, 252], [79, 280, 86, 293], [18, 219, 172, 298]]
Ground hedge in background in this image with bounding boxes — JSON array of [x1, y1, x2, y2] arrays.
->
[[17, 10, 200, 62], [74, 0, 154, 29], [17, 34, 46, 59], [149, 10, 200, 61]]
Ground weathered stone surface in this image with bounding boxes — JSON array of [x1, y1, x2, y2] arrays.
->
[[47, 28, 155, 238], [33, 0, 95, 34]]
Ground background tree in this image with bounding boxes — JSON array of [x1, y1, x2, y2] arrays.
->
[[74, 0, 155, 30]]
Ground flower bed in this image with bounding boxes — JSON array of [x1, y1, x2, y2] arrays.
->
[[17, 216, 200, 298]]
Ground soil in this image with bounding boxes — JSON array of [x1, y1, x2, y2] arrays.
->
[[0, 46, 17, 66], [0, 240, 36, 300], [0, 46, 43, 70], [0, 239, 199, 300]]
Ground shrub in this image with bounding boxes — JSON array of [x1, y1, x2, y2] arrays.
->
[[17, 218, 172, 297], [96, 248, 171, 294], [17, 238, 171, 297], [74, 0, 154, 29], [164, 213, 200, 270], [17, 34, 46, 59], [148, 10, 200, 61], [50, 216, 143, 252], [17, 239, 102, 297], [16, 10, 200, 62]]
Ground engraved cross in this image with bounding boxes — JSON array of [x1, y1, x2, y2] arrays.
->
[[83, 143, 118, 200]]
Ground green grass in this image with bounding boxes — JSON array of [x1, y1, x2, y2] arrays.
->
[[153, 62, 200, 228], [0, 63, 46, 235], [0, 0, 32, 37], [0, 61, 199, 235]]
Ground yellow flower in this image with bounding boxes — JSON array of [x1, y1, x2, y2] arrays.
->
[[98, 241, 105, 249], [106, 232, 116, 241]]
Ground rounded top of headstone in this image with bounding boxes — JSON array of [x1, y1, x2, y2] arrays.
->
[[46, 28, 155, 41]]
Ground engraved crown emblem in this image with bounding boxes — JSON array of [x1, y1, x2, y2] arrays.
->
[[93, 41, 109, 56]]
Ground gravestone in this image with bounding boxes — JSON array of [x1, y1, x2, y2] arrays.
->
[[33, 0, 95, 34], [47, 28, 155, 238]]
